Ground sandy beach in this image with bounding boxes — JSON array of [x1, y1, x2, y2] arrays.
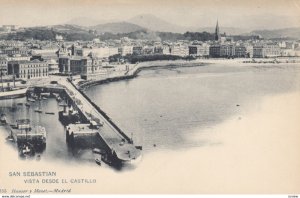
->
[[138, 57, 300, 67]]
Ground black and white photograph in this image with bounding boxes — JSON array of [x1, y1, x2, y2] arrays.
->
[[0, 0, 300, 195]]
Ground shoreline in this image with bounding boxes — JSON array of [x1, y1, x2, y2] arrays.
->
[[77, 61, 208, 89], [77, 57, 300, 90], [1, 57, 300, 99]]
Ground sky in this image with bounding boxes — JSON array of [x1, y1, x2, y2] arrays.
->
[[0, 0, 300, 29]]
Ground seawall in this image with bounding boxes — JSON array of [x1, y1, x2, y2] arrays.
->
[[0, 88, 28, 100], [78, 61, 207, 89]]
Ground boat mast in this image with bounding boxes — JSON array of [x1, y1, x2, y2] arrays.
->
[[0, 69, 3, 92]]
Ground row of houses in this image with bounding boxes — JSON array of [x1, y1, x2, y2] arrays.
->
[[71, 43, 300, 58], [1, 39, 300, 82], [1, 40, 300, 61]]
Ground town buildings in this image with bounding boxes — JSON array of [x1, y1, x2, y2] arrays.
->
[[188, 44, 210, 57], [0, 20, 299, 82], [253, 44, 281, 58], [81, 57, 104, 80], [170, 44, 189, 57], [119, 46, 133, 56], [7, 60, 48, 79], [0, 25, 19, 33]]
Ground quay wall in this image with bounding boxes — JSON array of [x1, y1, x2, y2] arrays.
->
[[67, 78, 133, 143], [0, 88, 27, 100]]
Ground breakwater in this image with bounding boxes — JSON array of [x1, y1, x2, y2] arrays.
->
[[67, 79, 133, 143]]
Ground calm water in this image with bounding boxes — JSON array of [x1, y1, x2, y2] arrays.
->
[[1, 64, 300, 161], [85, 64, 300, 152], [0, 98, 71, 160]]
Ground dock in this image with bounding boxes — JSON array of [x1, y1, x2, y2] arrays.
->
[[30, 78, 141, 165]]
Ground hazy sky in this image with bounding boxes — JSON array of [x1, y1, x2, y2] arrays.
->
[[0, 0, 300, 29]]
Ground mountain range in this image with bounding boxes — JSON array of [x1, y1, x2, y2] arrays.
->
[[64, 14, 300, 39], [251, 28, 300, 39], [1, 14, 299, 41], [89, 22, 146, 34]]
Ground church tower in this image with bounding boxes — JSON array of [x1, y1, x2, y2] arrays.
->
[[215, 20, 220, 41]]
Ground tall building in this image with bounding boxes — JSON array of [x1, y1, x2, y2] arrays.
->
[[209, 44, 235, 58], [7, 60, 48, 79], [170, 44, 189, 57], [253, 44, 280, 58], [215, 20, 220, 42], [81, 57, 104, 80], [188, 44, 210, 57]]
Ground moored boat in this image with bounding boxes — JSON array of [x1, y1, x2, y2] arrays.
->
[[8, 119, 47, 157], [34, 108, 43, 113], [27, 98, 36, 102]]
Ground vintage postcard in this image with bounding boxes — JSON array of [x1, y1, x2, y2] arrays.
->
[[0, 0, 300, 195]]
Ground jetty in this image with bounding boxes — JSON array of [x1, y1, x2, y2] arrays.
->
[[29, 78, 141, 165]]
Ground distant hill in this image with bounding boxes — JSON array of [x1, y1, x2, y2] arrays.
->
[[51, 24, 88, 33], [89, 22, 146, 34], [194, 27, 250, 35], [1, 22, 299, 42], [0, 26, 97, 41], [0, 27, 58, 41], [128, 14, 186, 33], [251, 27, 300, 39]]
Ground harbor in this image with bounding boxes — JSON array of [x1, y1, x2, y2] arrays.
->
[[0, 76, 142, 168]]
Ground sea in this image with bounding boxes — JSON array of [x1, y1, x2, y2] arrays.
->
[[85, 63, 300, 151]]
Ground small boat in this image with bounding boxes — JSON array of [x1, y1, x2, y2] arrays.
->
[[32, 95, 38, 99], [59, 102, 67, 107], [93, 148, 105, 166], [6, 131, 15, 142], [101, 154, 112, 166], [45, 112, 55, 115], [41, 93, 50, 98], [95, 158, 101, 166], [10, 119, 46, 158], [19, 143, 35, 158], [6, 135, 14, 142], [42, 97, 47, 100], [34, 109, 43, 113], [56, 96, 62, 102], [27, 98, 36, 102], [25, 103, 30, 107]]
